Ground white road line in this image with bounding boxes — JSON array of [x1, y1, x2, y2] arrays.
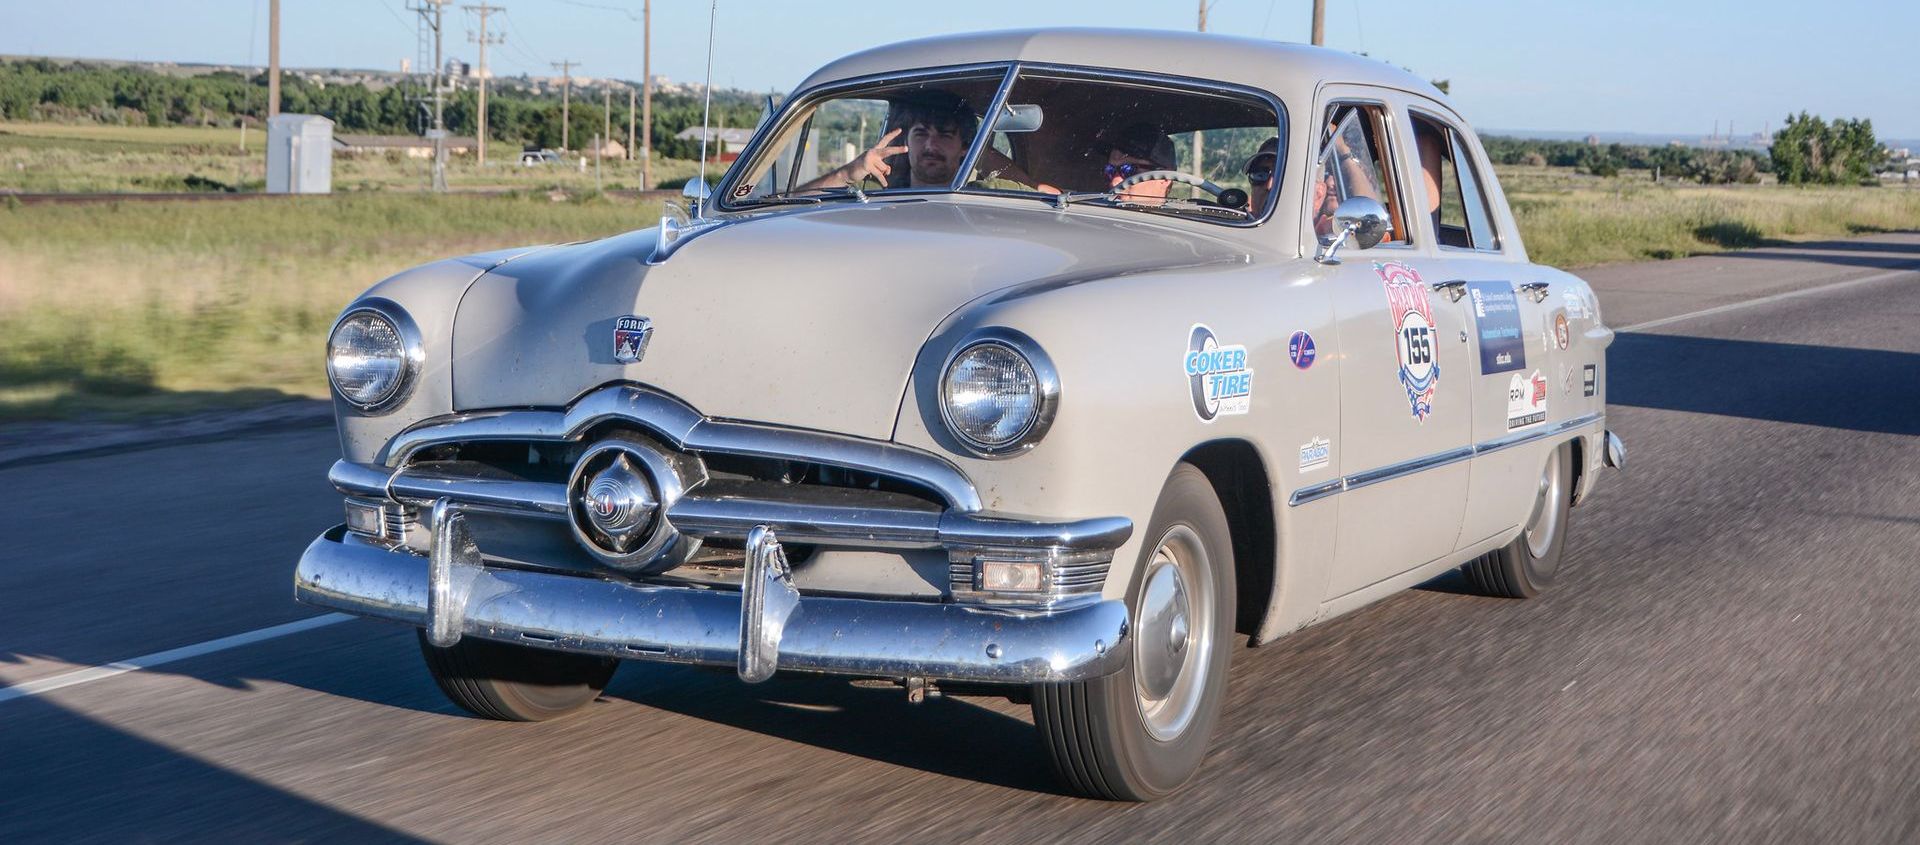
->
[[1619, 265, 1920, 333], [0, 613, 354, 705]]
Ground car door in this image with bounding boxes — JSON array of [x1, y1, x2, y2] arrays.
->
[[1404, 104, 1559, 546], [1311, 90, 1473, 600]]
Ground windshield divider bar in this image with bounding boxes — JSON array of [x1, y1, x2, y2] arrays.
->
[[948, 63, 1021, 193]]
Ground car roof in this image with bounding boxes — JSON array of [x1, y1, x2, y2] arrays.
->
[[797, 27, 1448, 105]]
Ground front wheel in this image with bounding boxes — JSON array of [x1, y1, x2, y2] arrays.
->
[[1463, 441, 1573, 598], [1031, 463, 1236, 801], [418, 632, 618, 721]]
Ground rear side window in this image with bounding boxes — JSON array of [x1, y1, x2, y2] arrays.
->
[[1411, 112, 1500, 251], [1312, 102, 1410, 246]]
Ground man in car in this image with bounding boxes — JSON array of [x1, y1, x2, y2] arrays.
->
[[803, 91, 1042, 191], [1098, 122, 1178, 203], [1245, 136, 1278, 212]]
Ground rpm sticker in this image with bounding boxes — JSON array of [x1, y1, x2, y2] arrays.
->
[[1185, 324, 1253, 421], [1378, 261, 1439, 421], [1507, 370, 1548, 430]]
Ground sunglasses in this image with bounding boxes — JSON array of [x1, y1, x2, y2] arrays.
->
[[1244, 153, 1277, 184], [1103, 161, 1163, 179]]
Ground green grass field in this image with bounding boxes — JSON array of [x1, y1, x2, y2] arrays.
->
[[0, 121, 707, 193], [0, 192, 663, 420], [1, 125, 1915, 421]]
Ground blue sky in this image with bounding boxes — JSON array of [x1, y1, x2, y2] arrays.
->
[[2, 0, 1916, 138]]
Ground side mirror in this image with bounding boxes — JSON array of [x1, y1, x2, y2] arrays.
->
[[682, 177, 712, 216], [995, 103, 1045, 134], [1315, 196, 1390, 264]]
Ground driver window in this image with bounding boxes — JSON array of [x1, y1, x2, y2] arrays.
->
[[1312, 103, 1408, 246]]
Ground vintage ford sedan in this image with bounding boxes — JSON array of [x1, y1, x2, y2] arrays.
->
[[297, 28, 1623, 800]]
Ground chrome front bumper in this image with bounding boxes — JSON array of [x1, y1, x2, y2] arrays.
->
[[295, 523, 1132, 684]]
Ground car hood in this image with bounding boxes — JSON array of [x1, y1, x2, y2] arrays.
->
[[450, 199, 1244, 440]]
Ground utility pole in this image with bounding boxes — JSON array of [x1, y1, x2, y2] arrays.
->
[[411, 0, 451, 191], [627, 87, 635, 162], [1193, 1, 1209, 179], [642, 0, 652, 188], [267, 0, 281, 117], [603, 85, 612, 162], [552, 59, 580, 151], [466, 4, 504, 166], [1311, 0, 1327, 46]]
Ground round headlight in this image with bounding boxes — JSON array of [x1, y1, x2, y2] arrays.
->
[[327, 301, 420, 412], [939, 329, 1059, 457]]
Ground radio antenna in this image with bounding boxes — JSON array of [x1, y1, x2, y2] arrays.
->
[[695, 0, 718, 213]]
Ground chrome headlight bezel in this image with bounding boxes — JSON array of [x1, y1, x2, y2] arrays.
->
[[938, 327, 1060, 459], [325, 298, 423, 414]]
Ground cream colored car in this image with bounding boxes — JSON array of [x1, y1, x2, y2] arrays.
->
[[298, 29, 1623, 800]]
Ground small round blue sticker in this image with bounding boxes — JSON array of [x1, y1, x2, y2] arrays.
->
[[1288, 330, 1316, 369]]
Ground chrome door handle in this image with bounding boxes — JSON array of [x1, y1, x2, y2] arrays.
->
[[1518, 282, 1551, 302], [1430, 280, 1467, 302]]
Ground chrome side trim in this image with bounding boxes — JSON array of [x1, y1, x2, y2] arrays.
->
[[381, 384, 982, 511], [296, 526, 1131, 684], [1287, 413, 1604, 506], [1343, 447, 1474, 494]]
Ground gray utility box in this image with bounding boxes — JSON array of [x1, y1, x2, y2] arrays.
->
[[267, 114, 334, 194]]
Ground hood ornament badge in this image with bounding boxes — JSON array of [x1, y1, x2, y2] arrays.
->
[[614, 315, 653, 364]]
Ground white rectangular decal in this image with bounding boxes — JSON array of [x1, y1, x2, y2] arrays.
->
[[1507, 370, 1548, 430], [1298, 437, 1331, 472]]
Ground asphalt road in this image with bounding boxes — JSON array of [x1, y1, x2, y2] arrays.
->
[[4, 233, 1919, 843]]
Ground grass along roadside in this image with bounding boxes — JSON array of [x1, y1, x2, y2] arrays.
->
[[0, 192, 662, 420], [2, 166, 1916, 423], [1503, 171, 1920, 266], [1, 121, 709, 194]]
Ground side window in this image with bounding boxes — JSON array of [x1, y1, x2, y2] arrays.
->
[[1411, 112, 1500, 251], [1312, 103, 1409, 245]]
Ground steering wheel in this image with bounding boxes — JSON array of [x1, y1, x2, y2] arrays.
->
[[1113, 169, 1222, 195], [1112, 170, 1247, 209]]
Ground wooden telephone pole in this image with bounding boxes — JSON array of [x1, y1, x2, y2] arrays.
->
[[1312, 0, 1327, 45], [552, 59, 580, 151], [266, 0, 281, 117], [465, 4, 505, 165]]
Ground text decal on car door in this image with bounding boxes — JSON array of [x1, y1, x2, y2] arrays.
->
[[1378, 262, 1440, 422], [1185, 324, 1254, 421], [1466, 282, 1526, 374]]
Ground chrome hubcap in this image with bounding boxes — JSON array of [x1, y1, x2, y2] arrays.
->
[[1133, 525, 1214, 742], [1524, 449, 1564, 559]]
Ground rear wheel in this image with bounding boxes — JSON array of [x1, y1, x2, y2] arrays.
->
[[1463, 442, 1572, 598], [418, 632, 618, 721], [1031, 463, 1236, 801]]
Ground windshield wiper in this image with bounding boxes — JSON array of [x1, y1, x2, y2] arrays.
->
[[1118, 197, 1253, 220], [729, 195, 825, 208]]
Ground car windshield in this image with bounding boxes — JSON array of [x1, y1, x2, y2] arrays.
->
[[720, 66, 1283, 224]]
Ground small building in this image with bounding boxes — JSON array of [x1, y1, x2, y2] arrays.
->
[[333, 134, 480, 158], [675, 126, 755, 162], [267, 113, 333, 194]]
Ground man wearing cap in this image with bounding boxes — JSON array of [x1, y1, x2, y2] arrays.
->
[[1098, 122, 1179, 204]]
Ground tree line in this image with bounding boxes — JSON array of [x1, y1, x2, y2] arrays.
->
[[0, 58, 763, 158], [2, 59, 1892, 184]]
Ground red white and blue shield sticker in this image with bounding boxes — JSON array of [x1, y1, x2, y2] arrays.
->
[[613, 315, 652, 364], [1378, 261, 1439, 421]]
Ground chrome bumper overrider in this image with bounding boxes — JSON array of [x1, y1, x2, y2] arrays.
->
[[295, 523, 1132, 684]]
